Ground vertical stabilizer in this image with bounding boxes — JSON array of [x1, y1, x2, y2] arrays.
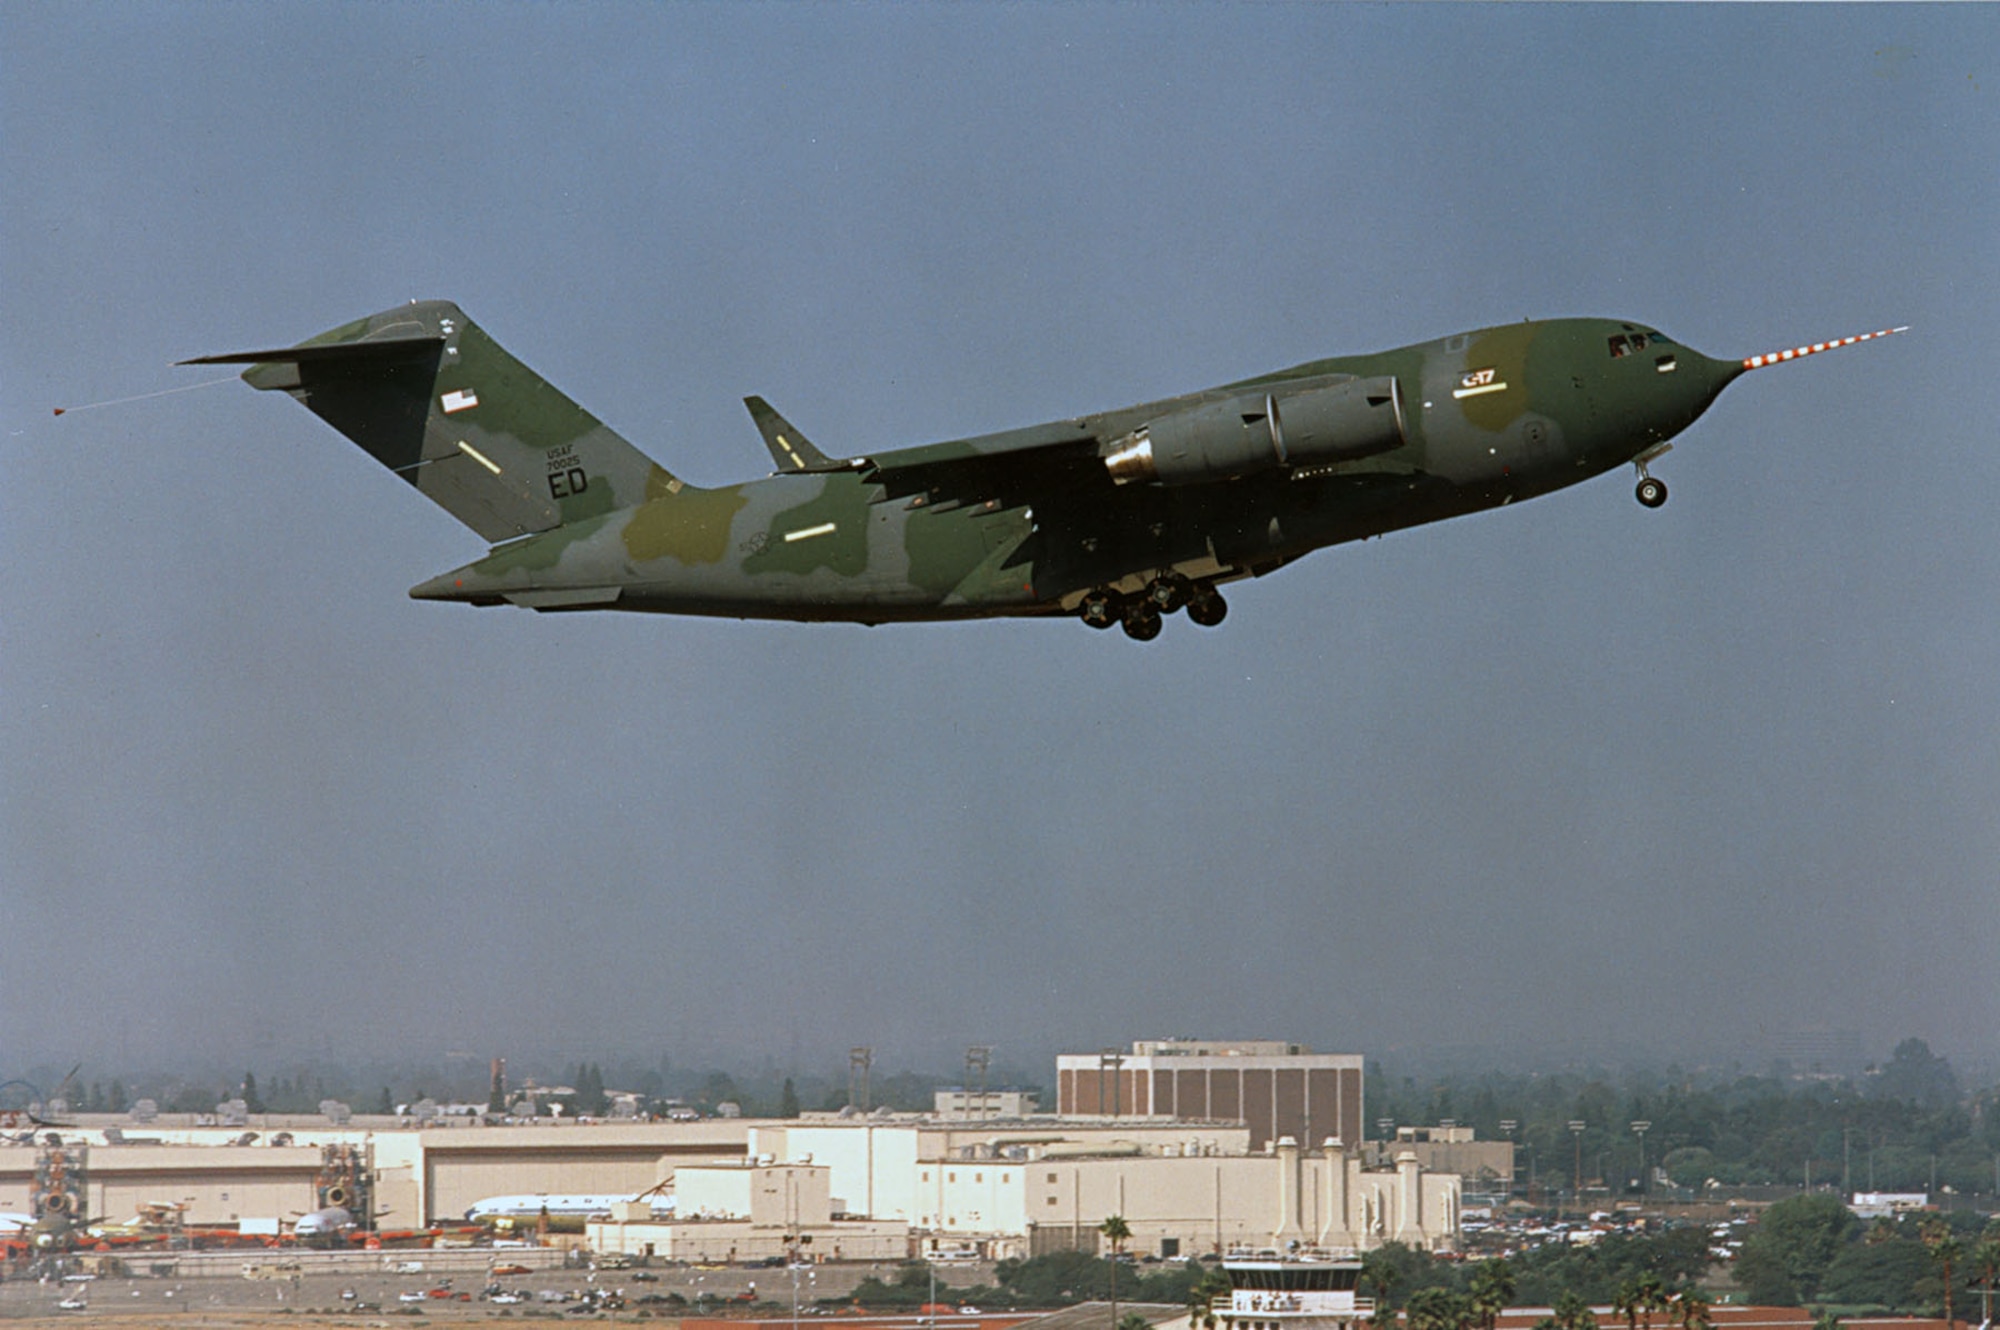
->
[[182, 300, 676, 542]]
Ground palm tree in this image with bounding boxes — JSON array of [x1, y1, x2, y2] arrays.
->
[[1190, 1266, 1230, 1330], [1469, 1260, 1517, 1330], [1969, 1230, 2000, 1330], [1667, 1287, 1712, 1330], [1634, 1276, 1668, 1330], [1361, 1250, 1402, 1314], [1612, 1280, 1641, 1330], [1100, 1214, 1132, 1330], [1922, 1219, 1963, 1330], [1553, 1290, 1597, 1330], [1405, 1287, 1472, 1330]]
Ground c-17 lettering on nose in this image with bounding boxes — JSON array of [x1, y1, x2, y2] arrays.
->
[[184, 304, 1905, 642]]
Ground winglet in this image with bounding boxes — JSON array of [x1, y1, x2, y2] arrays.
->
[[744, 395, 845, 473]]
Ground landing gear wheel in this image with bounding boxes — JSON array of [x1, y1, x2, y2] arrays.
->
[[1636, 476, 1668, 508], [1146, 574, 1191, 614], [1079, 590, 1121, 630], [1185, 585, 1228, 627], [1120, 601, 1163, 642]]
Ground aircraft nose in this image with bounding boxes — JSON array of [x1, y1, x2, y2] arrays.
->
[[1656, 342, 1746, 424]]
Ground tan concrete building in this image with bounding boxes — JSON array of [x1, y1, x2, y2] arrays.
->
[[587, 1161, 908, 1261], [1362, 1126, 1513, 1194], [1057, 1041, 1364, 1155], [918, 1138, 1460, 1258], [0, 1115, 748, 1230], [750, 1119, 1254, 1224]]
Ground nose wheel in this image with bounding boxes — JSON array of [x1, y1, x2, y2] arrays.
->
[[1632, 442, 1671, 509]]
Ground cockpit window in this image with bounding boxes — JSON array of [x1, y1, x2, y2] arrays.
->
[[1609, 332, 1651, 358]]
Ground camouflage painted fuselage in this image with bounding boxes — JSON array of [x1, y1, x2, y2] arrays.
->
[[192, 301, 1750, 630]]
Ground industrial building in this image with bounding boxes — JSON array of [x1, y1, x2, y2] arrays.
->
[[1056, 1041, 1364, 1155], [0, 1118, 748, 1233], [4, 1038, 1472, 1262]]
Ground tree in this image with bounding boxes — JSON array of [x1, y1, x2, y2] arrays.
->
[[1871, 1040, 1959, 1109], [1361, 1249, 1401, 1310], [1733, 1193, 1857, 1305], [488, 1063, 507, 1115], [1666, 1288, 1711, 1330], [1819, 1234, 1930, 1309], [1100, 1214, 1131, 1330], [1969, 1231, 2000, 1326], [242, 1071, 265, 1115], [1612, 1276, 1666, 1330], [1552, 1290, 1597, 1330], [1922, 1219, 1963, 1329], [780, 1078, 801, 1119], [1405, 1287, 1472, 1330], [1469, 1260, 1517, 1330], [1190, 1265, 1230, 1330]]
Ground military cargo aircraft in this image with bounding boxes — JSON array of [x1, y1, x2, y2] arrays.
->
[[185, 304, 1904, 640]]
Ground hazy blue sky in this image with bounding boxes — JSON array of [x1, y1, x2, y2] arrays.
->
[[4, 4, 1995, 1079]]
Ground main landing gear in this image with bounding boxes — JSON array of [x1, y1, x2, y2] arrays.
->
[[1079, 577, 1228, 640]]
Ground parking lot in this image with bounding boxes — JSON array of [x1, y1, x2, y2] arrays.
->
[[0, 1258, 996, 1325]]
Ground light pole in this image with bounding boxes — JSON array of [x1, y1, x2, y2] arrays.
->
[[1499, 1120, 1519, 1200], [1568, 1121, 1587, 1219], [785, 1233, 799, 1330], [1630, 1121, 1651, 1202]]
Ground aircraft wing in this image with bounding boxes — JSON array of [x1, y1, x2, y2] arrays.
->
[[847, 368, 1365, 510], [859, 417, 1112, 510]]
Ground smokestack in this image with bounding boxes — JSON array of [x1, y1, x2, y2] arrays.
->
[[1272, 1136, 1301, 1244]]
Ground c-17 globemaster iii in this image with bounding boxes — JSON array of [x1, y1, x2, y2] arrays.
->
[[184, 303, 1904, 641]]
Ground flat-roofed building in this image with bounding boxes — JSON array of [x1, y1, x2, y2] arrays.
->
[[1057, 1041, 1363, 1154], [919, 1138, 1458, 1258], [750, 1119, 1253, 1224]]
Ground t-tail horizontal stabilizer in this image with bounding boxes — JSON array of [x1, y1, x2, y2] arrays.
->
[[743, 395, 850, 474], [182, 300, 676, 544]]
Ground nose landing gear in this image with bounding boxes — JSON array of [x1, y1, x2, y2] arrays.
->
[[1633, 442, 1672, 509]]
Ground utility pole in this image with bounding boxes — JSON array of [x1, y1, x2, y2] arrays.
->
[[848, 1048, 872, 1114], [966, 1046, 992, 1121], [1568, 1121, 1587, 1219]]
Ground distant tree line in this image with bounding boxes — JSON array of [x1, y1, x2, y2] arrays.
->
[[21, 1051, 1042, 1123], [831, 1252, 1217, 1312], [1368, 1038, 1997, 1196]]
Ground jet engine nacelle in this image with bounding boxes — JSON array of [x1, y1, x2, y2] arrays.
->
[[1103, 376, 1406, 485]]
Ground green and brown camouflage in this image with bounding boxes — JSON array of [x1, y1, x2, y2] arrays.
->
[[183, 300, 1905, 640]]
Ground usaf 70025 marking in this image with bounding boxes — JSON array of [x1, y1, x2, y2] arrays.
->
[[185, 303, 1904, 641]]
